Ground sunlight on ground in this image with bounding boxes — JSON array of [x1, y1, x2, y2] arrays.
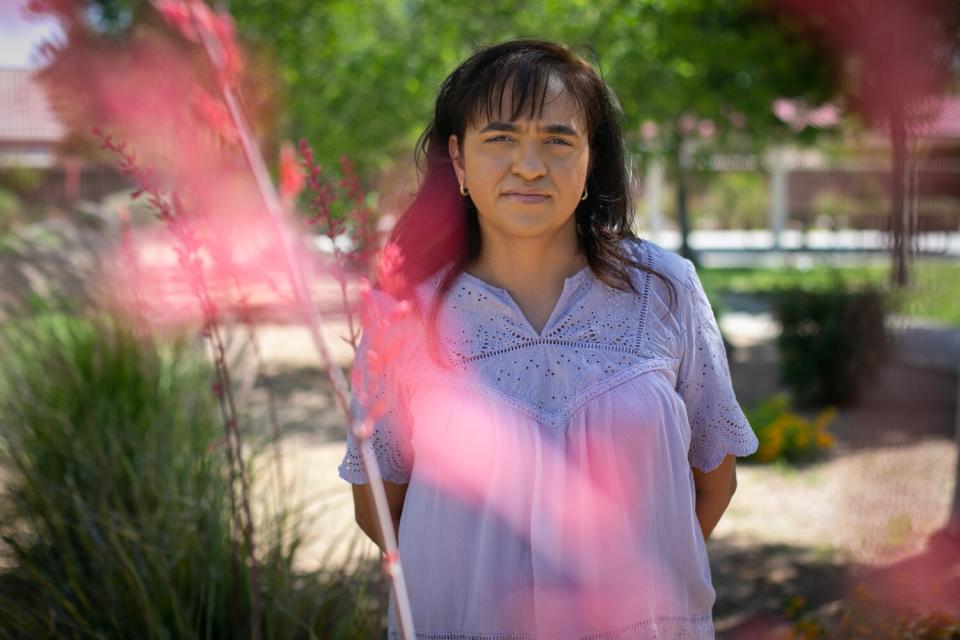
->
[[713, 439, 957, 565]]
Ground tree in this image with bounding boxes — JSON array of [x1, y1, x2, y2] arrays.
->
[[780, 0, 960, 288], [50, 1, 840, 233], [231, 0, 840, 258], [594, 0, 836, 262]]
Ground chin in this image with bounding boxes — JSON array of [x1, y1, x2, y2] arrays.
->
[[498, 218, 573, 239]]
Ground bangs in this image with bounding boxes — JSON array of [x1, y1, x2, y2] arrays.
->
[[463, 52, 598, 134]]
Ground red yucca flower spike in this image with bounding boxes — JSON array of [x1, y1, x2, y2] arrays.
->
[[190, 88, 238, 144], [278, 142, 305, 201], [298, 140, 339, 234]]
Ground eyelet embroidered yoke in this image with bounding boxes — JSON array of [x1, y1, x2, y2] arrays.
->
[[338, 239, 759, 639]]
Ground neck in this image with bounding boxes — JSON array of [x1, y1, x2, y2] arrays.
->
[[464, 223, 586, 295]]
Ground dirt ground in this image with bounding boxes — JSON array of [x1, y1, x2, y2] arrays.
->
[[240, 305, 959, 638]]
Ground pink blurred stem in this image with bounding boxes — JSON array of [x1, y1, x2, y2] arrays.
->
[[180, 0, 416, 635]]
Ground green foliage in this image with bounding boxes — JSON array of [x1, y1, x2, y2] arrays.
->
[[772, 285, 888, 406], [600, 0, 835, 148], [223, 0, 837, 174], [0, 312, 380, 639], [809, 180, 888, 230], [691, 171, 769, 229], [831, 584, 960, 639], [0, 168, 43, 198], [896, 262, 960, 327], [699, 264, 887, 296], [781, 594, 829, 640], [69, 0, 839, 180], [744, 393, 837, 464], [700, 261, 960, 328], [0, 188, 21, 234]]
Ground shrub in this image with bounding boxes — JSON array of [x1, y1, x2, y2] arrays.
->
[[0, 187, 21, 234], [0, 311, 381, 639], [692, 171, 770, 230], [772, 285, 888, 406], [0, 167, 43, 199], [745, 393, 837, 464], [809, 183, 887, 230]]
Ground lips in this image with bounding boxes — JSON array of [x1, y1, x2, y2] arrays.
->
[[502, 190, 551, 204]]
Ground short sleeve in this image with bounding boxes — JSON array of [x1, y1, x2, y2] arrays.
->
[[676, 259, 759, 473], [337, 291, 416, 485]]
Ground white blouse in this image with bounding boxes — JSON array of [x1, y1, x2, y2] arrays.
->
[[339, 238, 759, 639]]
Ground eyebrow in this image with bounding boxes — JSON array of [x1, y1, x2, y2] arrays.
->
[[478, 121, 581, 137]]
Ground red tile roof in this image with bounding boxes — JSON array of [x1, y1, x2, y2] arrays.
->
[[911, 96, 960, 140], [0, 67, 67, 144]]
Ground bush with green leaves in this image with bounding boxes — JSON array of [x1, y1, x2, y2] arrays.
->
[[809, 181, 887, 230], [692, 171, 770, 230], [772, 285, 889, 406], [0, 187, 21, 235], [0, 312, 381, 639]]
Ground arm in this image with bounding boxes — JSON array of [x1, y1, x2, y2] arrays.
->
[[351, 480, 409, 553], [692, 453, 737, 542]]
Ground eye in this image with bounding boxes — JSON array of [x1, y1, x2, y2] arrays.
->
[[546, 137, 574, 146], [485, 135, 513, 143]]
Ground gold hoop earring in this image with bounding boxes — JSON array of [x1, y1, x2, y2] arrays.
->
[[580, 186, 588, 201], [460, 182, 469, 197]]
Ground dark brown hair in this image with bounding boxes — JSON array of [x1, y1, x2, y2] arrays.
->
[[386, 39, 675, 358]]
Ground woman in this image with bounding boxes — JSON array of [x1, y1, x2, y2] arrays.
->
[[339, 39, 758, 639]]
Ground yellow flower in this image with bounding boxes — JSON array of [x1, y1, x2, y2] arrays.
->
[[815, 432, 835, 449], [758, 442, 779, 462], [814, 407, 838, 431]]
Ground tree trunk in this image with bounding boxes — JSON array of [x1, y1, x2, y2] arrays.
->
[[671, 131, 695, 264], [889, 102, 909, 288], [950, 360, 960, 537]]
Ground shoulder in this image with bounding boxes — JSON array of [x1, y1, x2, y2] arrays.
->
[[617, 236, 693, 291], [359, 286, 426, 355], [363, 286, 415, 322]]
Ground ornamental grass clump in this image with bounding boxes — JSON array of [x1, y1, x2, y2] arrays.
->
[[25, 0, 414, 633], [0, 311, 380, 639]]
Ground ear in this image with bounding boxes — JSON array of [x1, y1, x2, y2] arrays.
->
[[448, 134, 465, 185]]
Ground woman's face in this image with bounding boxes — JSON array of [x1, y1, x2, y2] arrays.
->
[[448, 77, 591, 242]]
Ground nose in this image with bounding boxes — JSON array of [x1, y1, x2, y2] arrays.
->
[[511, 141, 547, 181]]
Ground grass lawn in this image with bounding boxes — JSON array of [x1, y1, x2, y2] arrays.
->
[[700, 259, 960, 328]]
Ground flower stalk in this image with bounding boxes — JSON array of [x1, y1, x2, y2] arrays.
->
[[154, 0, 416, 635]]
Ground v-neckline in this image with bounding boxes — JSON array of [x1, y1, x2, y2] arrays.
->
[[457, 265, 592, 339]]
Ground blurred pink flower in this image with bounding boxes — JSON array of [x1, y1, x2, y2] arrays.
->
[[104, 200, 334, 329], [772, 98, 797, 123], [191, 88, 238, 144], [678, 113, 698, 135], [376, 241, 407, 296], [155, 0, 243, 86], [640, 120, 659, 142]]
